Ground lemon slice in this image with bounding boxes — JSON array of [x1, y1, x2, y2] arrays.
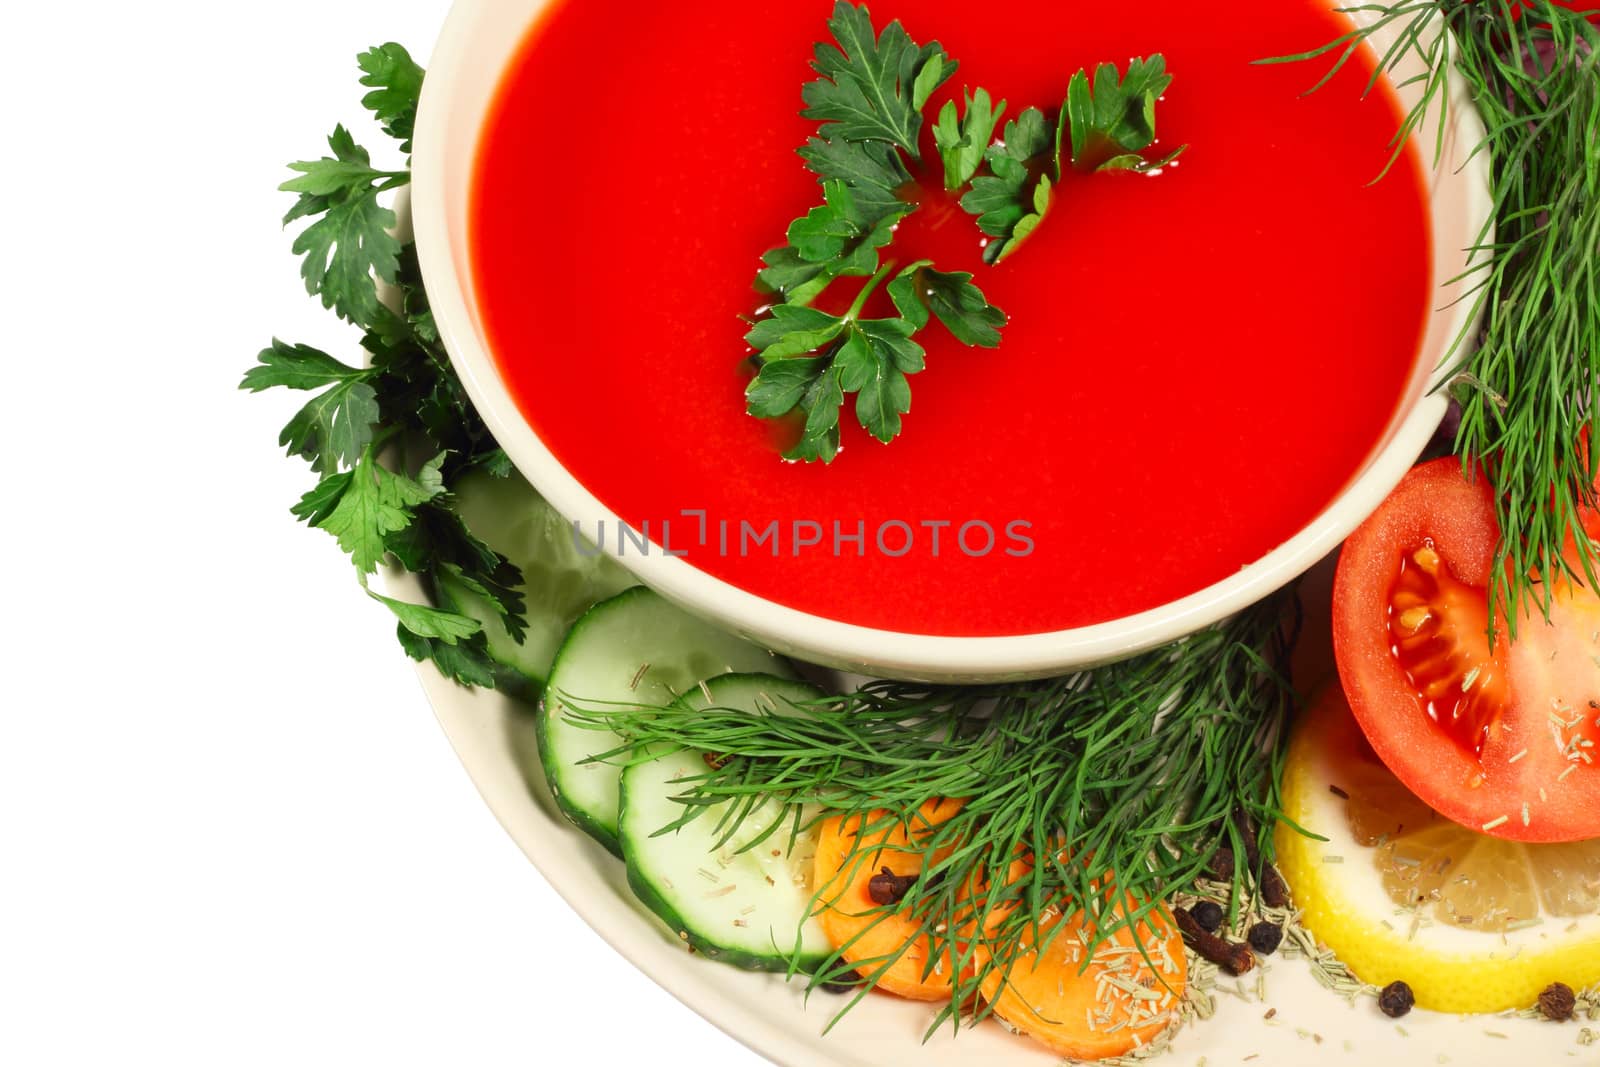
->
[[1276, 685, 1600, 1013]]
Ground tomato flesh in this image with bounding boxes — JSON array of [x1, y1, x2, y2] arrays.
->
[[1388, 542, 1507, 757], [1333, 458, 1600, 843]]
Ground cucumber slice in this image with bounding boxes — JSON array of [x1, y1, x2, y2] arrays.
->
[[540, 587, 793, 855], [621, 674, 832, 972], [438, 468, 635, 697]]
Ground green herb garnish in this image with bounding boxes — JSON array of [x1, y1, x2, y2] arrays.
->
[[569, 592, 1298, 1035], [933, 87, 1004, 190], [1066, 57, 1187, 174], [1264, 0, 1600, 637], [800, 0, 954, 158], [746, 267, 923, 460], [958, 106, 1058, 263], [244, 45, 526, 688], [957, 58, 1185, 264], [280, 125, 410, 328], [747, 1, 1184, 462]]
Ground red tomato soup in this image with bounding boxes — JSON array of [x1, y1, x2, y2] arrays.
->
[[471, 0, 1433, 637]]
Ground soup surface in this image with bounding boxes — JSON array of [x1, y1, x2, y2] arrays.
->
[[472, 0, 1433, 636]]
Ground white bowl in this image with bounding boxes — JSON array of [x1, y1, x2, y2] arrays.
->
[[413, 0, 1492, 683]]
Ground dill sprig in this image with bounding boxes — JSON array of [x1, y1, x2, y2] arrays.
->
[[569, 592, 1297, 1036], [1263, 0, 1600, 637]]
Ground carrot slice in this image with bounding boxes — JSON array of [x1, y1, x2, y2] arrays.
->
[[978, 896, 1187, 1060], [812, 798, 965, 1000]]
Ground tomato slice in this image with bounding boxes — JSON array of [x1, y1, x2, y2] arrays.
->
[[1333, 458, 1600, 843]]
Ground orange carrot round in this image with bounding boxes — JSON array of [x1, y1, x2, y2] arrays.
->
[[978, 895, 1187, 1060], [812, 798, 965, 1000]]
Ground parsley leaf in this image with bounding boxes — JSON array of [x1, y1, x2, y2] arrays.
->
[[746, 263, 940, 460], [758, 197, 903, 306], [848, 319, 923, 443], [395, 626, 500, 689], [243, 340, 379, 473], [919, 268, 1007, 347], [955, 56, 1184, 262], [934, 88, 1005, 190], [886, 263, 1006, 347], [960, 107, 1055, 264], [288, 470, 348, 526], [311, 447, 443, 574], [746, 355, 829, 420], [797, 137, 911, 222], [369, 587, 483, 643], [885, 263, 931, 328], [281, 125, 409, 325], [281, 379, 379, 474], [791, 367, 848, 463], [802, 1, 955, 159], [241, 339, 367, 391], [357, 43, 425, 155], [787, 179, 872, 262], [747, 304, 850, 360], [1066, 56, 1183, 173]]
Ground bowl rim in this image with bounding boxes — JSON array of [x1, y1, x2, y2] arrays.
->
[[412, 0, 1492, 682]]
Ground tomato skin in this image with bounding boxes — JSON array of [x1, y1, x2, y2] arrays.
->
[[1332, 458, 1600, 844]]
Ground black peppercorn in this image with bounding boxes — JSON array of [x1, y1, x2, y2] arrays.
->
[[1379, 980, 1415, 1018], [1247, 921, 1283, 956], [1190, 900, 1224, 934], [1538, 982, 1576, 1022]]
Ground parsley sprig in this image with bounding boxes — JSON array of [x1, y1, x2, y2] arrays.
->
[[954, 57, 1185, 264], [746, 2, 1184, 461], [244, 44, 526, 688]]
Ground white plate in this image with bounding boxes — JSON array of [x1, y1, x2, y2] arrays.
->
[[399, 2, 1576, 1060], [391, 553, 1595, 1066]]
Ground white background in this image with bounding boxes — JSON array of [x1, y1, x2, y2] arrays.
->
[[2, 2, 757, 1063]]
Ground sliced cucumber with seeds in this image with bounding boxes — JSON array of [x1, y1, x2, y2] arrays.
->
[[621, 673, 832, 972], [437, 468, 635, 698], [539, 587, 794, 855]]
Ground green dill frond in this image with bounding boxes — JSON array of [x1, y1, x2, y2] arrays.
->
[[1266, 0, 1600, 639], [567, 591, 1299, 1035]]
